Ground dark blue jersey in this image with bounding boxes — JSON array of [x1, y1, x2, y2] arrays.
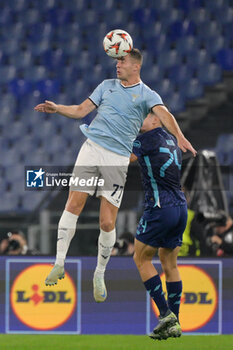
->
[[132, 128, 186, 208]]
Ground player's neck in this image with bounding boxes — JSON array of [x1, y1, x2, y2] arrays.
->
[[141, 126, 162, 133], [120, 76, 141, 87]]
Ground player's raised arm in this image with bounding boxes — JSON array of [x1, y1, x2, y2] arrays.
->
[[152, 105, 197, 157], [34, 98, 97, 119]]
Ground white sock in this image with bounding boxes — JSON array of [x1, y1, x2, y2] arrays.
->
[[95, 228, 116, 275], [55, 210, 79, 267]]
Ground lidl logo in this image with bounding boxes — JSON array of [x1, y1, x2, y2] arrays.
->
[[10, 264, 77, 330], [151, 265, 218, 331], [26, 168, 45, 187]]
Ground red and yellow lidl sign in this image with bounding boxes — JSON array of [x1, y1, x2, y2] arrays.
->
[[151, 265, 218, 331], [10, 264, 77, 330]]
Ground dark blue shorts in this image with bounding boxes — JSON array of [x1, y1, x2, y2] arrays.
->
[[136, 204, 188, 249]]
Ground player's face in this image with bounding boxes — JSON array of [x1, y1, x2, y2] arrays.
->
[[116, 55, 136, 80]]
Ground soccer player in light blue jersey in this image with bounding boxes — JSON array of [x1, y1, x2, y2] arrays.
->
[[35, 49, 196, 302]]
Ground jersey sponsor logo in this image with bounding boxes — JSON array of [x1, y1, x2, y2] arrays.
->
[[151, 265, 218, 331], [10, 264, 77, 330]]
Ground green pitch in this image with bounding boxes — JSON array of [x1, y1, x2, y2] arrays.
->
[[0, 335, 232, 350]]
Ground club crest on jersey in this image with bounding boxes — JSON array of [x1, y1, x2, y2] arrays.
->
[[132, 94, 140, 102], [133, 140, 141, 148]]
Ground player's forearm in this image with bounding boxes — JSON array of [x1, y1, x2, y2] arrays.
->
[[160, 112, 183, 138], [56, 104, 84, 119], [152, 105, 183, 139]]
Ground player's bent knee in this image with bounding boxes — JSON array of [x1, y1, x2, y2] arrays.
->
[[133, 252, 139, 266], [100, 220, 115, 232], [133, 251, 152, 270], [65, 202, 82, 215], [133, 251, 144, 268], [162, 264, 178, 278], [65, 193, 88, 216]]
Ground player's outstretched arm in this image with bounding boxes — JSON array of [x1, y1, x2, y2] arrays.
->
[[34, 98, 96, 119], [152, 105, 197, 156]]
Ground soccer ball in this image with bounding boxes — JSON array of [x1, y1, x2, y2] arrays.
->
[[103, 29, 133, 58]]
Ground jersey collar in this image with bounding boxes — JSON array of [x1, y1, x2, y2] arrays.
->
[[119, 80, 142, 88]]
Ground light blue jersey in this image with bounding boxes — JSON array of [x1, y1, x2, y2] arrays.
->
[[80, 79, 163, 157]]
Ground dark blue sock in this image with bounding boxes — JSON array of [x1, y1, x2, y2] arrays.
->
[[166, 281, 182, 321], [144, 275, 169, 317]]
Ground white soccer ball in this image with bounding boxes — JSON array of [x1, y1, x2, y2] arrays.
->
[[103, 29, 133, 58]]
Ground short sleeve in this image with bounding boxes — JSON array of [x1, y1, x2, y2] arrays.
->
[[146, 89, 163, 111], [89, 81, 104, 107]]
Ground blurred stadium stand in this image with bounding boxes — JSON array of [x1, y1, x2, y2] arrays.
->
[[0, 0, 233, 254]]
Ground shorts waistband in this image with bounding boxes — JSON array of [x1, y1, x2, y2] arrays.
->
[[86, 138, 129, 160]]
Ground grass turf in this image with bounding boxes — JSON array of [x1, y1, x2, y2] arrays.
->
[[0, 334, 233, 350], [0, 335, 232, 350]]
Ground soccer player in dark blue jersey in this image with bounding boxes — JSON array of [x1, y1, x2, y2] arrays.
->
[[131, 113, 188, 340]]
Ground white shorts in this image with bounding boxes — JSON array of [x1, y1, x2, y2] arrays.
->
[[71, 139, 130, 208]]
